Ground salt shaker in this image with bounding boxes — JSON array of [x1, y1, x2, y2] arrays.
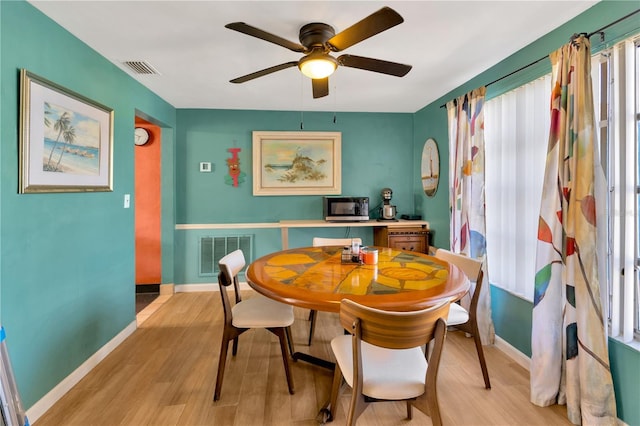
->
[[351, 241, 360, 263]]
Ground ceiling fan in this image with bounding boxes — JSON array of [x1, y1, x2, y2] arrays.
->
[[225, 7, 412, 99]]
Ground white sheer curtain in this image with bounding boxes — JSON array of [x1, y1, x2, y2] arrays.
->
[[484, 76, 551, 300]]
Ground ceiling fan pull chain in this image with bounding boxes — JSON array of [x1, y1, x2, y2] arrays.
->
[[299, 73, 305, 130], [333, 84, 337, 124]]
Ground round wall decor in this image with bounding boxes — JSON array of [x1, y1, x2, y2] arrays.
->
[[421, 138, 439, 197]]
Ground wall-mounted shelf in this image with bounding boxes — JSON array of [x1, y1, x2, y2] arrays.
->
[[279, 219, 429, 249], [175, 219, 430, 251]]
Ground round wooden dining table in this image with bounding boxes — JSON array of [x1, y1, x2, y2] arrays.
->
[[246, 245, 470, 313]]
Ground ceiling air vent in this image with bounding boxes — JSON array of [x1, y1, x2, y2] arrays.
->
[[122, 60, 160, 75]]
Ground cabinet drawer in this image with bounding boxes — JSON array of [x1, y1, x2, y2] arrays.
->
[[388, 236, 426, 252], [373, 226, 430, 254], [389, 236, 424, 243]]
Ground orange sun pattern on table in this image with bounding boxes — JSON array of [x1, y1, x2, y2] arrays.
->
[[257, 246, 449, 297]]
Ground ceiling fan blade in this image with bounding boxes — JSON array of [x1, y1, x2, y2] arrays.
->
[[338, 55, 412, 77], [225, 22, 305, 53], [327, 7, 404, 52], [230, 62, 298, 83], [312, 78, 329, 99]]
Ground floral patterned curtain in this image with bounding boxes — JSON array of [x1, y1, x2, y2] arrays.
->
[[446, 87, 494, 345], [531, 35, 616, 424]]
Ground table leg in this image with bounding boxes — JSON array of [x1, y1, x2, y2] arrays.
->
[[292, 351, 335, 370], [316, 405, 333, 424], [281, 226, 288, 250]]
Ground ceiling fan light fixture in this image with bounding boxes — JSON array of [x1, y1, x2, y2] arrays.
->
[[298, 54, 337, 79]]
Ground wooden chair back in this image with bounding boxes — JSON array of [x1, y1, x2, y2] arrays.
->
[[339, 298, 450, 350], [217, 249, 246, 325], [434, 248, 484, 317]]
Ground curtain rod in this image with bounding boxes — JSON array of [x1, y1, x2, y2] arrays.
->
[[439, 8, 640, 109]]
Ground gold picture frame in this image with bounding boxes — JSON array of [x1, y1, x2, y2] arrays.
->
[[252, 131, 341, 196], [19, 69, 113, 193]]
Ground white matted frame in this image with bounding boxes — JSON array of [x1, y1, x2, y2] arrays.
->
[[252, 131, 341, 196], [19, 69, 113, 193]]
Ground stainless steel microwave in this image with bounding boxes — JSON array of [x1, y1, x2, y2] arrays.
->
[[323, 196, 369, 222]]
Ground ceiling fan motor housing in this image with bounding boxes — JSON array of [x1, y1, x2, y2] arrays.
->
[[299, 23, 335, 50]]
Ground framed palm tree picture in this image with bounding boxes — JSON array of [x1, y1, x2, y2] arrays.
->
[[19, 69, 113, 193]]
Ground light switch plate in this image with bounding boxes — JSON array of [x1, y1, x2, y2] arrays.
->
[[200, 162, 212, 172]]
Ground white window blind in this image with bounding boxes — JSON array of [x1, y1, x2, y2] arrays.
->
[[484, 75, 551, 300]]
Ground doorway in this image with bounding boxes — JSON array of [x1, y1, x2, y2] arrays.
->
[[134, 117, 162, 312]]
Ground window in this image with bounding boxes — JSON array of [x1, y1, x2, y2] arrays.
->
[[484, 35, 640, 344], [597, 37, 640, 342]]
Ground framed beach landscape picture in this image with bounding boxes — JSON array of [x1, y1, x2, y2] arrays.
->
[[252, 131, 341, 196], [19, 69, 113, 193]]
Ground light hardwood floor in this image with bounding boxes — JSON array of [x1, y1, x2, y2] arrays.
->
[[34, 292, 570, 425]]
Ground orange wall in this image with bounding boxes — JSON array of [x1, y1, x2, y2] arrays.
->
[[134, 119, 161, 284]]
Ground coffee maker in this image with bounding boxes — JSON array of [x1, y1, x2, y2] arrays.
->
[[378, 187, 398, 221]]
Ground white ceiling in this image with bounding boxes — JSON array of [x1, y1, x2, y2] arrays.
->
[[28, 1, 598, 113]]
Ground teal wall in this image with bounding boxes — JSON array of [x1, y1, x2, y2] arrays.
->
[[491, 287, 534, 355], [412, 2, 640, 425], [609, 338, 640, 423], [411, 105, 450, 249], [174, 109, 414, 284], [0, 1, 176, 408], [1, 1, 638, 425], [175, 110, 414, 224]]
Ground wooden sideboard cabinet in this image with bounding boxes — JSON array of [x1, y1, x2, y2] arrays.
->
[[373, 226, 430, 254]]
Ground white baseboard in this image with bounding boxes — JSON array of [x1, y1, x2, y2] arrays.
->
[[494, 335, 531, 371], [159, 283, 174, 295], [175, 283, 218, 292], [26, 320, 137, 423], [175, 282, 251, 292]]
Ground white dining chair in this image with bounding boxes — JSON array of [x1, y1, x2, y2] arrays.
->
[[213, 249, 295, 401], [327, 298, 450, 425], [434, 248, 491, 389]]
